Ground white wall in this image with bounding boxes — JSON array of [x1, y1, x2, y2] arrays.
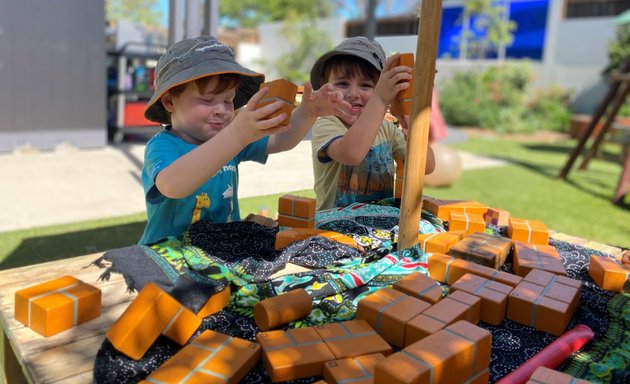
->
[[258, 17, 346, 80]]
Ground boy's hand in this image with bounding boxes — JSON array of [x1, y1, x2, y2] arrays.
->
[[228, 87, 290, 145], [374, 53, 413, 105], [300, 82, 353, 119]]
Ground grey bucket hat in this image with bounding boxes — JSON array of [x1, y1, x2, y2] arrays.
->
[[309, 36, 386, 90], [144, 36, 265, 124]]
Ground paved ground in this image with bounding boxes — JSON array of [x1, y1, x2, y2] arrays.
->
[[0, 134, 508, 232]]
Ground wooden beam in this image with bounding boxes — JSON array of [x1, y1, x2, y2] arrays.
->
[[398, 1, 443, 250]]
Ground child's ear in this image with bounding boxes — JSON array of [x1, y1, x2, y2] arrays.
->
[[160, 93, 174, 112]]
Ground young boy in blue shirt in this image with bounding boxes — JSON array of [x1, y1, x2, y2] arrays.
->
[[139, 36, 350, 244]]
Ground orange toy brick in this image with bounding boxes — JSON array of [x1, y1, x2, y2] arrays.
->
[[428, 252, 523, 287], [257, 79, 298, 125], [277, 194, 316, 228], [449, 211, 486, 235], [275, 228, 357, 249], [323, 353, 386, 384], [315, 319, 392, 359], [513, 241, 566, 277], [589, 255, 630, 293], [375, 320, 491, 384], [423, 197, 488, 221], [450, 273, 513, 326], [142, 329, 261, 383], [196, 285, 231, 319], [526, 366, 594, 384], [197, 285, 232, 319], [508, 217, 550, 245], [484, 207, 511, 226], [507, 269, 581, 336], [393, 271, 443, 304], [394, 153, 405, 200], [106, 282, 201, 360], [14, 275, 101, 337], [417, 232, 459, 254], [448, 232, 514, 269], [405, 290, 481, 346], [254, 288, 312, 331], [355, 287, 430, 347], [257, 327, 335, 382], [390, 53, 414, 116]]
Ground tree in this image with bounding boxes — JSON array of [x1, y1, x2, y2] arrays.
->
[[607, 25, 630, 73], [460, 0, 516, 59], [220, 0, 340, 28], [105, 0, 163, 28], [261, 12, 334, 83]]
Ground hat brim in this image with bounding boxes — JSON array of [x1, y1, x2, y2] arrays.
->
[[309, 49, 381, 91], [144, 60, 264, 124]]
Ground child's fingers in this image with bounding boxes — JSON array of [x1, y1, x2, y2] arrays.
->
[[302, 81, 313, 99], [253, 99, 285, 118], [245, 87, 270, 111], [258, 112, 288, 130], [383, 53, 400, 72]]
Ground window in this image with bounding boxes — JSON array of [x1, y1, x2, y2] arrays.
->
[[565, 0, 630, 18]]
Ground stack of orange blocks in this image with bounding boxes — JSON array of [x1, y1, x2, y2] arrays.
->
[[450, 273, 513, 326], [139, 329, 261, 383], [14, 275, 101, 337], [507, 269, 581, 336], [106, 282, 201, 360], [508, 217, 550, 245], [313, 320, 392, 359], [513, 241, 567, 277], [392, 271, 443, 304], [449, 210, 486, 235], [417, 232, 459, 254], [323, 353, 386, 384], [374, 320, 491, 384], [484, 207, 511, 226], [277, 194, 316, 228], [256, 79, 298, 126], [448, 232, 514, 269], [428, 252, 523, 287], [423, 197, 488, 222], [355, 287, 431, 347], [256, 320, 391, 382], [588, 254, 630, 293], [405, 290, 481, 346]]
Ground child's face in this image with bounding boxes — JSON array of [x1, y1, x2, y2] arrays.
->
[[167, 76, 236, 144], [327, 70, 376, 126]]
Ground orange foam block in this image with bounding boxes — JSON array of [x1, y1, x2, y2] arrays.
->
[[14, 275, 101, 337], [277, 194, 316, 228], [142, 329, 261, 383], [257, 78, 298, 125], [106, 282, 201, 360]]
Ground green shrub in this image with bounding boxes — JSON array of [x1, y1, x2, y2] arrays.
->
[[439, 62, 572, 133]]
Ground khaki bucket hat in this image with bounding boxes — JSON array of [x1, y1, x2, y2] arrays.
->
[[309, 36, 386, 90], [144, 36, 265, 124]]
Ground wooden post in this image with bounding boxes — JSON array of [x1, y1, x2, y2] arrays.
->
[[398, 1, 443, 250]]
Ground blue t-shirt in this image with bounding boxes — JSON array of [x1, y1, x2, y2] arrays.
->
[[138, 130, 269, 245]]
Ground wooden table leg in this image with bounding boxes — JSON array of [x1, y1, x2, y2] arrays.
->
[[2, 327, 29, 384], [613, 144, 630, 205]]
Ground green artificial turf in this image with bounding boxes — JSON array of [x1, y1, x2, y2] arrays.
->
[[1, 135, 628, 270]]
